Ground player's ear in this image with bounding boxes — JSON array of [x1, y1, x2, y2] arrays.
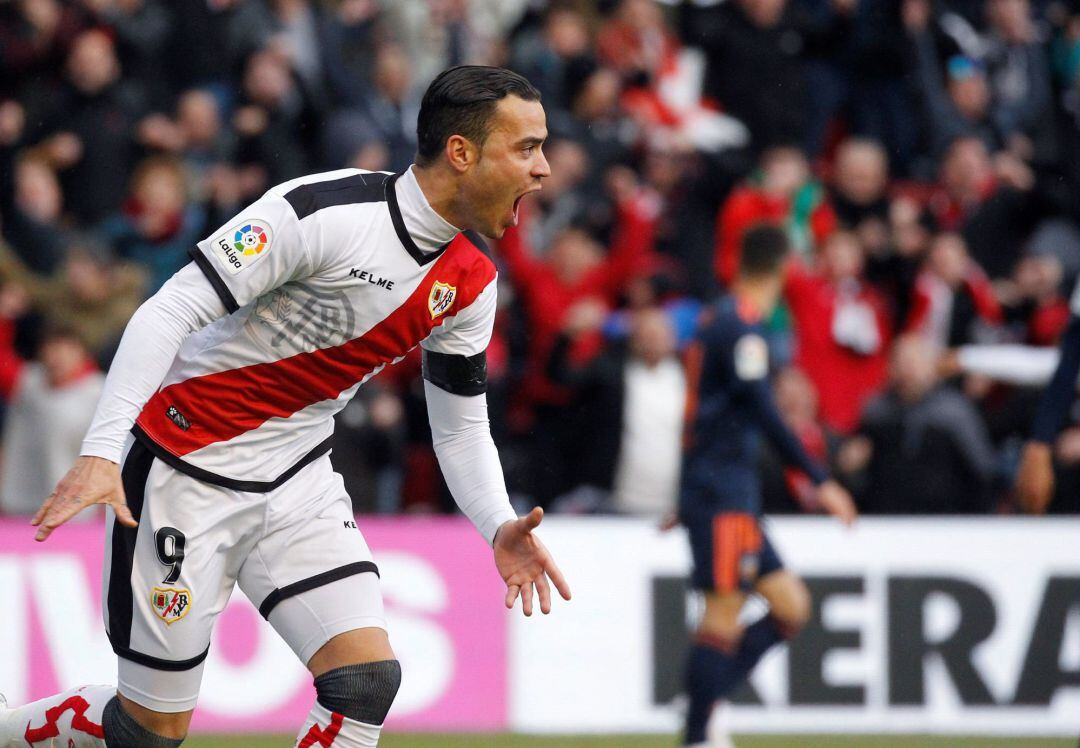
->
[[445, 134, 477, 174]]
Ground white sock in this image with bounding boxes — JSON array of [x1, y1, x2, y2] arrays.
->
[[294, 700, 382, 748], [1, 685, 113, 747]]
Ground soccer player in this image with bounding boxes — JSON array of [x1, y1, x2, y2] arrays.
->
[[1016, 280, 1080, 512], [0, 66, 570, 748], [680, 224, 856, 747]]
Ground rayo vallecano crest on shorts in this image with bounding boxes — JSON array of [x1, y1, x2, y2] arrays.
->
[[428, 281, 457, 319], [151, 587, 192, 625], [211, 221, 273, 275]]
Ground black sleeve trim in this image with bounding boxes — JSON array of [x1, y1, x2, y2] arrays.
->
[[187, 247, 240, 314], [422, 349, 488, 396], [111, 641, 210, 671], [259, 561, 380, 619]]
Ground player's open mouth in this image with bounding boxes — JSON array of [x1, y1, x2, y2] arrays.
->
[[512, 194, 524, 225]]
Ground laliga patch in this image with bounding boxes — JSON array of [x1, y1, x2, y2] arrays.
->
[[734, 333, 768, 381], [428, 281, 457, 319], [151, 587, 192, 625], [210, 220, 273, 275]]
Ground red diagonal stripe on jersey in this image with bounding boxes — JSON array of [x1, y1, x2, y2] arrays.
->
[[298, 712, 344, 747], [24, 695, 105, 743], [137, 237, 495, 456]]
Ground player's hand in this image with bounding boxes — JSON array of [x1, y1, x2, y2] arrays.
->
[[1016, 441, 1054, 514], [32, 456, 135, 541], [658, 511, 680, 532], [816, 479, 858, 526], [493, 507, 571, 616]]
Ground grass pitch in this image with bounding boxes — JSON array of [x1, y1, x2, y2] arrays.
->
[[184, 735, 1076, 747]]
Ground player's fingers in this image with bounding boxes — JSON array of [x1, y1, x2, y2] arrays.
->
[[521, 580, 534, 617], [111, 497, 138, 528], [536, 573, 552, 615], [34, 500, 70, 541], [523, 506, 544, 530], [31, 493, 56, 526], [505, 584, 519, 610], [34, 493, 90, 541], [544, 556, 572, 601]]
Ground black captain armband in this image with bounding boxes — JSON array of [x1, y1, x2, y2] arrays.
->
[[422, 349, 488, 396]]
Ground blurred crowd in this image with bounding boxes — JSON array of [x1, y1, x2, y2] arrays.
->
[[1, 0, 1080, 520]]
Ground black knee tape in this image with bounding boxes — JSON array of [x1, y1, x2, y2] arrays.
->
[[314, 660, 402, 725], [103, 697, 184, 748]]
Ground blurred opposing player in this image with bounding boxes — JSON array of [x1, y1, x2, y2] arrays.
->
[[680, 224, 856, 747], [0, 66, 570, 748], [1016, 280, 1080, 512]]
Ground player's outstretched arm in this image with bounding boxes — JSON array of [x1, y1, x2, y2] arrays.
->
[[1016, 441, 1054, 514], [1016, 314, 1080, 512], [493, 507, 572, 616], [32, 455, 134, 541]]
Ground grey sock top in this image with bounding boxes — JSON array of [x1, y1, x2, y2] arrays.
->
[[103, 697, 184, 748]]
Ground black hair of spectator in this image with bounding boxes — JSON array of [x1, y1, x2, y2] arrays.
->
[[415, 66, 541, 166], [739, 224, 790, 279]]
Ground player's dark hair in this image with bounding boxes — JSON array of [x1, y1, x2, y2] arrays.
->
[[416, 65, 541, 166], [739, 224, 790, 279]]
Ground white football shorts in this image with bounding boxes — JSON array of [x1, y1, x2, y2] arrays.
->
[[102, 437, 386, 712]]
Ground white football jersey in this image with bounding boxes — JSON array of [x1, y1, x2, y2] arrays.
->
[[131, 168, 497, 487]]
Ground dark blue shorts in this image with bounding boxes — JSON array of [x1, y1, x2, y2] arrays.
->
[[686, 512, 784, 592]]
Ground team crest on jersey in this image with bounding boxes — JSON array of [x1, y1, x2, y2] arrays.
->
[[210, 220, 274, 275], [428, 281, 457, 319], [150, 587, 192, 625]]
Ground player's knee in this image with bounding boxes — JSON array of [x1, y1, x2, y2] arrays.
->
[[103, 696, 186, 747], [772, 578, 812, 638], [314, 659, 402, 725]]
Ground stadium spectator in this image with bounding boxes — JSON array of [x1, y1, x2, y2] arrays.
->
[[0, 234, 146, 363], [546, 303, 686, 516], [551, 59, 634, 180], [509, 5, 592, 114], [929, 135, 1049, 279], [683, 0, 809, 152], [829, 138, 892, 251], [761, 366, 840, 514], [164, 0, 275, 96], [906, 0, 1003, 159], [29, 27, 146, 224], [906, 231, 1003, 348], [97, 156, 206, 294], [350, 41, 422, 172], [785, 230, 892, 433], [0, 0, 88, 101], [844, 333, 998, 513], [0, 324, 103, 518], [381, 0, 526, 87], [714, 146, 837, 286], [232, 46, 322, 191], [88, 0, 172, 110], [0, 101, 69, 275], [999, 253, 1070, 345]]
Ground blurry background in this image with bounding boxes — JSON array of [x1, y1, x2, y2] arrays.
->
[[2, 0, 1080, 744]]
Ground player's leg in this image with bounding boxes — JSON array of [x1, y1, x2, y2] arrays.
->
[[106, 444, 263, 744], [684, 590, 746, 747], [753, 569, 812, 642], [692, 529, 808, 706], [238, 462, 400, 748], [683, 511, 756, 747]]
